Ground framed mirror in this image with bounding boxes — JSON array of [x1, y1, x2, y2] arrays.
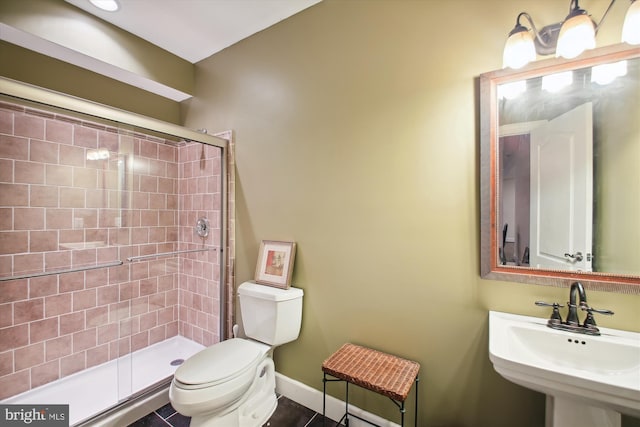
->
[[480, 43, 640, 293]]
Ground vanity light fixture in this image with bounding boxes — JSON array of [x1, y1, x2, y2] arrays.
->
[[89, 0, 119, 12], [503, 0, 640, 69]]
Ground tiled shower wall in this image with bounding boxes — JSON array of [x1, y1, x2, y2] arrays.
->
[[0, 101, 222, 400]]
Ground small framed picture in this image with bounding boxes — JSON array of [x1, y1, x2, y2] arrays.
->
[[254, 240, 297, 289]]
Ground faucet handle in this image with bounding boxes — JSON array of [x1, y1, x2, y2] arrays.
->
[[580, 306, 614, 328], [581, 306, 614, 316], [535, 301, 564, 324]]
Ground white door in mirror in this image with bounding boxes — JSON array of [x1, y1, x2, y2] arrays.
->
[[530, 102, 593, 272]]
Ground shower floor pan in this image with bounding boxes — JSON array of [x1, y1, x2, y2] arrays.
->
[[3, 335, 204, 426]]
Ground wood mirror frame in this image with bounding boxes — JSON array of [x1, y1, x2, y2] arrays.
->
[[480, 43, 640, 294]]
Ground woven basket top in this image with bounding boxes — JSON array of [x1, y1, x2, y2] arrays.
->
[[322, 343, 420, 401]]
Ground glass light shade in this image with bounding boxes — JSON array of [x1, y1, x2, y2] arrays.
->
[[622, 0, 640, 45], [556, 13, 595, 58], [503, 29, 536, 69]]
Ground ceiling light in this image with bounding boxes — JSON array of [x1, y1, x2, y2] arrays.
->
[[502, 0, 636, 69], [89, 0, 119, 12]]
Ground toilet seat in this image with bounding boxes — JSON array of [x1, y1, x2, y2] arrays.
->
[[173, 338, 270, 390]]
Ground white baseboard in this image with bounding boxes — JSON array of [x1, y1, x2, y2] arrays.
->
[[275, 372, 400, 427]]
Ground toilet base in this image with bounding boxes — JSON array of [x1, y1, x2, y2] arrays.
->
[[189, 357, 278, 427]]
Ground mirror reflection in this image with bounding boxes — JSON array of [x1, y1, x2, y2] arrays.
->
[[497, 55, 640, 277]]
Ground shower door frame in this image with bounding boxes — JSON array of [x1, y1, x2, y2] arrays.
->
[[0, 75, 232, 390]]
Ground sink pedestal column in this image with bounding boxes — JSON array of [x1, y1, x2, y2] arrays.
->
[[546, 396, 621, 427]]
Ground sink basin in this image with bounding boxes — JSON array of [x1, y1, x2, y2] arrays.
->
[[489, 311, 640, 426]]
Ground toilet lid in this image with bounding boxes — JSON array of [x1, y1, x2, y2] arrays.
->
[[174, 338, 268, 386]]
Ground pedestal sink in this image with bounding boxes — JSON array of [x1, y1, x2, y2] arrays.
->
[[489, 311, 640, 427]]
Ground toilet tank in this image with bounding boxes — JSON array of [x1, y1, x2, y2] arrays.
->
[[238, 281, 304, 346]]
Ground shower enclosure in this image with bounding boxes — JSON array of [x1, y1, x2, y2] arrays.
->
[[0, 78, 234, 425]]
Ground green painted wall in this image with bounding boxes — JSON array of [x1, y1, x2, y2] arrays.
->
[[1, 0, 638, 425], [0, 41, 181, 123], [181, 1, 640, 425]]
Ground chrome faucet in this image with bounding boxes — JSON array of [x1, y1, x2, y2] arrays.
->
[[535, 282, 614, 336]]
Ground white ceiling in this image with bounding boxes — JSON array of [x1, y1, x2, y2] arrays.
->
[[64, 0, 321, 63]]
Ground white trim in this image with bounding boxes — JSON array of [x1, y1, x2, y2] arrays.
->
[[275, 372, 400, 427]]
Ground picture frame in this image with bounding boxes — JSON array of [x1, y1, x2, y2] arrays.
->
[[254, 240, 297, 289]]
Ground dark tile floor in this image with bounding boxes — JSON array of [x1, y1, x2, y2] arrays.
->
[[127, 396, 341, 427]]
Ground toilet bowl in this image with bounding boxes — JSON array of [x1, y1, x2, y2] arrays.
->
[[169, 282, 304, 427]]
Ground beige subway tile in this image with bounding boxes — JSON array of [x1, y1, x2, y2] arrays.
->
[[73, 125, 97, 149], [45, 335, 71, 361], [0, 135, 29, 160], [131, 331, 148, 353], [149, 326, 165, 345], [60, 352, 85, 377], [14, 298, 44, 324], [59, 187, 85, 208], [97, 285, 118, 305], [15, 342, 44, 370], [14, 161, 45, 184], [86, 306, 108, 328], [0, 159, 12, 183], [86, 344, 109, 368], [0, 369, 30, 400], [130, 296, 148, 316], [59, 311, 84, 335], [72, 249, 96, 267], [85, 189, 102, 208], [72, 289, 96, 311], [97, 323, 117, 345], [46, 209, 73, 230], [45, 251, 71, 271], [140, 140, 158, 159], [0, 280, 28, 303], [98, 130, 118, 152], [29, 275, 57, 298], [45, 293, 71, 318], [30, 317, 59, 344], [72, 328, 96, 353], [58, 230, 83, 245], [85, 267, 109, 288], [73, 167, 97, 189], [0, 302, 12, 328], [58, 144, 85, 167], [0, 350, 12, 376], [0, 108, 13, 134], [30, 359, 59, 389], [30, 139, 58, 164], [46, 119, 73, 144], [29, 231, 58, 252], [14, 208, 44, 230], [30, 185, 58, 207], [0, 324, 28, 352], [45, 164, 73, 186], [0, 183, 29, 207]]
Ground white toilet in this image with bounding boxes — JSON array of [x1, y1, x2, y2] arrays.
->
[[169, 281, 304, 427]]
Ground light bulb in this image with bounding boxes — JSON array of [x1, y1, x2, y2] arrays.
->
[[557, 12, 595, 59]]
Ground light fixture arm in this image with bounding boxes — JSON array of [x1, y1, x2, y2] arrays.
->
[[593, 0, 617, 33], [515, 12, 551, 49]]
